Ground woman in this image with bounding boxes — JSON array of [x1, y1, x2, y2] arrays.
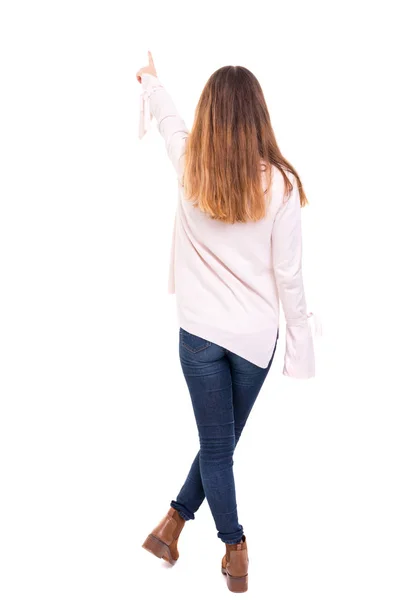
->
[[136, 51, 315, 593]]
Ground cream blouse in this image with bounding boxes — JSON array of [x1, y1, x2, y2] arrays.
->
[[139, 72, 318, 377]]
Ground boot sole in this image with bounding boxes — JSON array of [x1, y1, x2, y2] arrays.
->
[[221, 567, 248, 593], [142, 534, 177, 565]]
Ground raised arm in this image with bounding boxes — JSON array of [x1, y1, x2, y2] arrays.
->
[[271, 173, 315, 378], [137, 52, 189, 183]]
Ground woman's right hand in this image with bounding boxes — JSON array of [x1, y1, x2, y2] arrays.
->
[[136, 50, 158, 84]]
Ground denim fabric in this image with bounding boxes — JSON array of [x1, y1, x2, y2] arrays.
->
[[170, 327, 278, 544]]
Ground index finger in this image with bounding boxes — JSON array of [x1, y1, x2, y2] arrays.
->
[[148, 50, 154, 66]]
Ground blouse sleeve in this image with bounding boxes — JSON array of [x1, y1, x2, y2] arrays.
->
[[271, 174, 315, 379], [139, 73, 189, 184]]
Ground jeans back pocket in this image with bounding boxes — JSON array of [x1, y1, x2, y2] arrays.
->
[[179, 328, 212, 353]]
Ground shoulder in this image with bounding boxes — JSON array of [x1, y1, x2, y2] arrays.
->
[[270, 164, 293, 197], [269, 164, 294, 186], [275, 166, 298, 201], [267, 166, 298, 218], [280, 166, 296, 187]]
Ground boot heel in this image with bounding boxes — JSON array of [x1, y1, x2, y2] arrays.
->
[[142, 534, 173, 563], [226, 572, 248, 593]]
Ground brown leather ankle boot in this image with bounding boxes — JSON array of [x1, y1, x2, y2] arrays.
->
[[221, 535, 249, 593], [142, 507, 186, 565]]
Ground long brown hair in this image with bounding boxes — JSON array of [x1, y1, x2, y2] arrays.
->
[[182, 66, 308, 224]]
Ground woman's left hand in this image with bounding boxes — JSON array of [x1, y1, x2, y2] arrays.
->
[[136, 51, 158, 83]]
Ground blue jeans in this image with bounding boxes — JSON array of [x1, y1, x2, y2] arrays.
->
[[170, 327, 278, 544]]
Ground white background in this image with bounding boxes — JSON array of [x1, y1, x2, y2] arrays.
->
[[1, 1, 399, 598]]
